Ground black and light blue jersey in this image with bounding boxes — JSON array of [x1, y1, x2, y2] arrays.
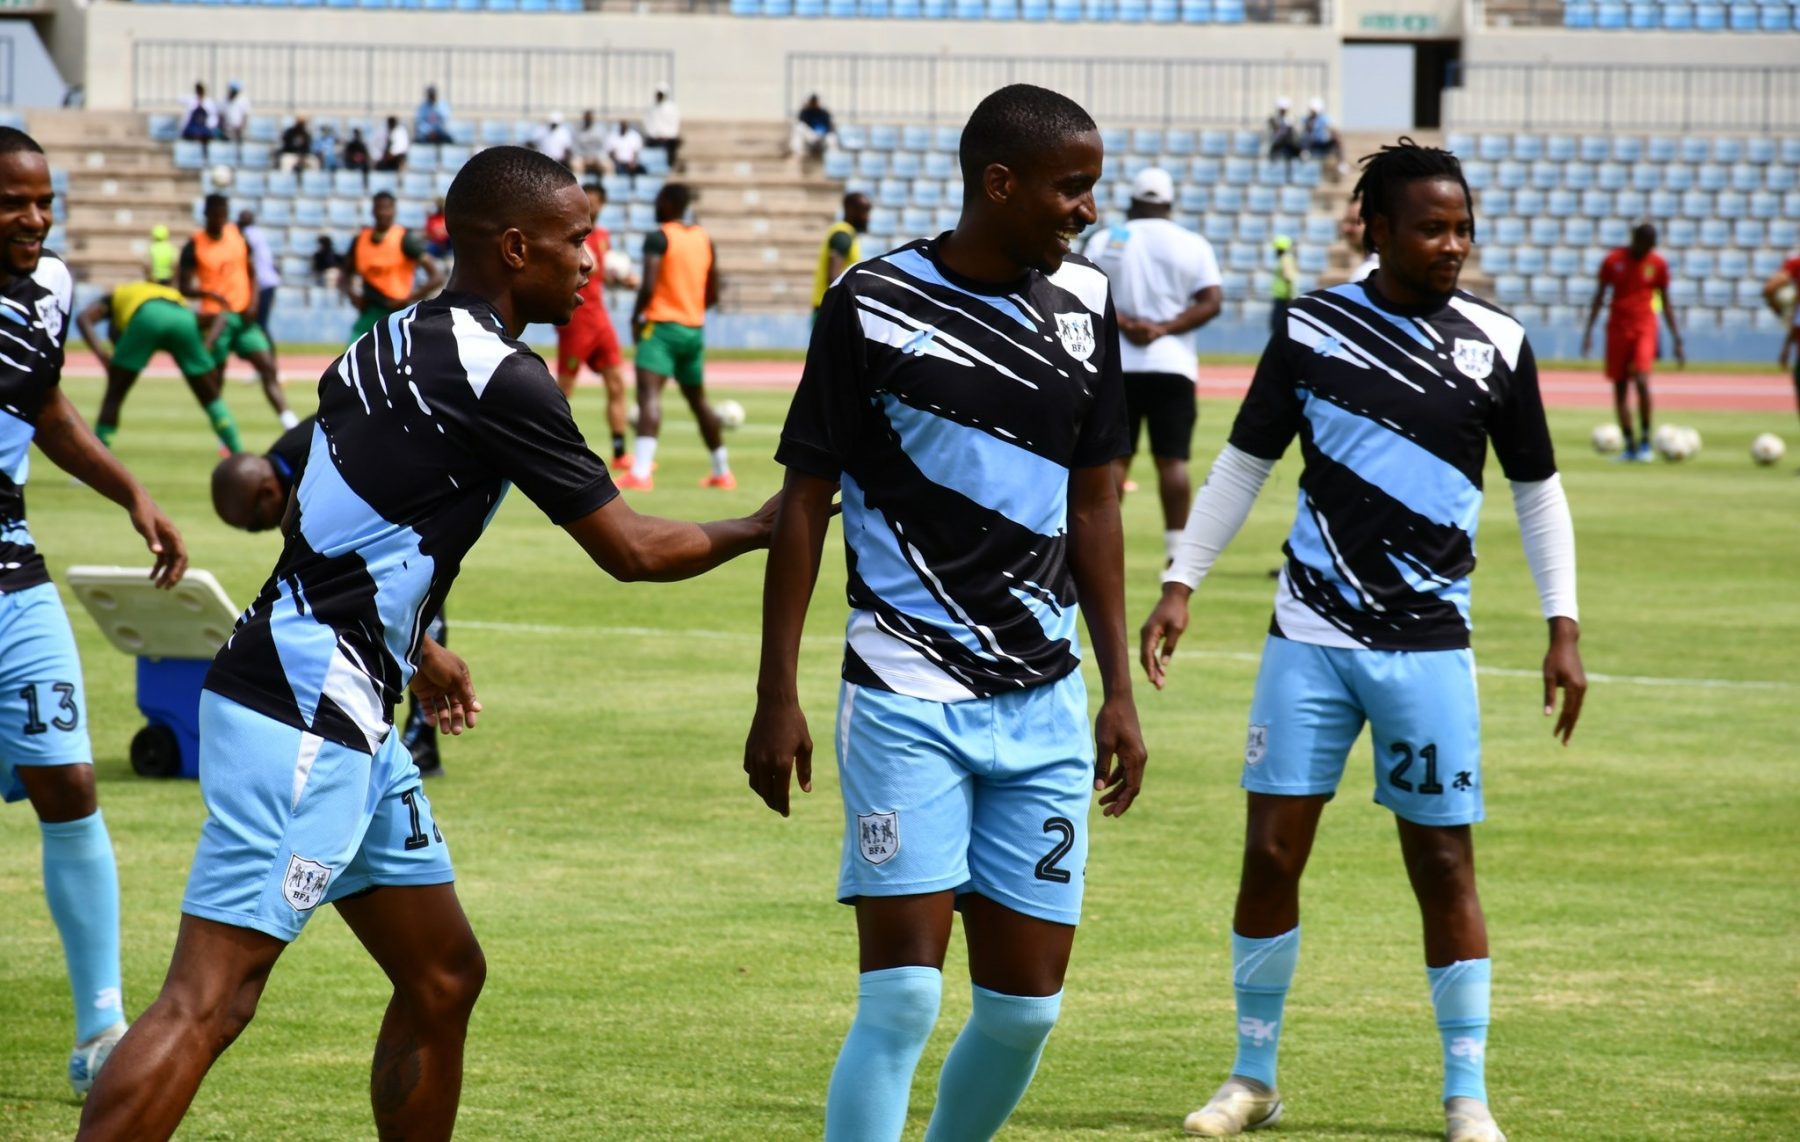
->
[[0, 251, 74, 593], [206, 292, 616, 752], [778, 236, 1129, 702], [1230, 279, 1556, 652]]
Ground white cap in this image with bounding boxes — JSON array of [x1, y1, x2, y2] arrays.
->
[[1276, 96, 1291, 111], [1130, 166, 1175, 205], [549, 111, 564, 125], [1309, 97, 1324, 112]]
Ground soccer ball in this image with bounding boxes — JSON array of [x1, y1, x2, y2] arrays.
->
[[1591, 423, 1625, 455], [715, 398, 746, 431], [1655, 425, 1699, 462], [602, 249, 633, 285], [1750, 432, 1786, 466], [208, 164, 234, 190], [1680, 426, 1702, 457]]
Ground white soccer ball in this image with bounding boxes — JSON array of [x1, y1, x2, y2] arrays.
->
[[715, 398, 746, 431], [1651, 424, 1682, 457], [1591, 423, 1625, 455], [1679, 426, 1702, 458], [1655, 424, 1699, 462], [1750, 432, 1787, 466], [208, 164, 234, 190], [602, 249, 633, 285]]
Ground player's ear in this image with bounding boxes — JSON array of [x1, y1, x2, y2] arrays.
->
[[1367, 212, 1388, 255], [499, 227, 528, 271], [982, 162, 1013, 207]]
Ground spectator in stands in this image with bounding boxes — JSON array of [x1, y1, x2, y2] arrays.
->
[[573, 110, 610, 178], [788, 93, 836, 169], [342, 128, 371, 176], [146, 224, 178, 285], [423, 198, 451, 261], [605, 118, 646, 176], [180, 82, 219, 147], [278, 116, 313, 173], [220, 82, 251, 146], [376, 115, 410, 173], [1268, 234, 1298, 336], [1341, 191, 1378, 282], [238, 209, 282, 336], [311, 235, 340, 288], [643, 83, 682, 171], [1301, 98, 1345, 177], [1266, 97, 1300, 163], [313, 123, 340, 173], [530, 112, 574, 167], [415, 85, 453, 145]]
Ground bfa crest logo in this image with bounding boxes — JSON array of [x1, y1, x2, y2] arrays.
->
[[1245, 723, 1269, 767], [1452, 338, 1494, 381], [857, 811, 900, 865], [282, 854, 333, 911], [1055, 312, 1095, 362]]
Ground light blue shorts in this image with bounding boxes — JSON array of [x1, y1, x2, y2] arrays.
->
[[183, 691, 454, 942], [0, 582, 92, 803], [835, 671, 1094, 927], [1244, 635, 1484, 826]]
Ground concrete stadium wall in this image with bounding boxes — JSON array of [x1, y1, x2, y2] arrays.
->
[[70, 3, 1338, 117], [0, 18, 70, 105], [1463, 26, 1800, 65]]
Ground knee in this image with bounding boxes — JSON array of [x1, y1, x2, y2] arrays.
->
[[1240, 831, 1307, 887], [858, 966, 942, 1042], [1405, 837, 1475, 893], [401, 940, 486, 1025], [24, 764, 98, 823], [970, 986, 1062, 1051], [159, 977, 265, 1055]]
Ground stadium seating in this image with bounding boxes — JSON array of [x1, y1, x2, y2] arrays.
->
[[1563, 0, 1797, 27]]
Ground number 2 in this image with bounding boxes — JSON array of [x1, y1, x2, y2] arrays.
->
[[1034, 817, 1075, 884]]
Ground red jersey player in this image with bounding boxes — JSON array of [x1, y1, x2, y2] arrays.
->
[[556, 180, 636, 466], [1582, 222, 1684, 462], [1760, 250, 1800, 426]]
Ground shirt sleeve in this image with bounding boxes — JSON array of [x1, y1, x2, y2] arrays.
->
[[1227, 334, 1304, 460], [1653, 256, 1670, 291], [827, 230, 855, 257], [1487, 337, 1558, 482], [466, 352, 619, 524], [774, 281, 866, 481], [401, 232, 427, 261], [642, 229, 668, 257], [1191, 237, 1223, 294], [1070, 294, 1130, 469], [179, 242, 197, 276]]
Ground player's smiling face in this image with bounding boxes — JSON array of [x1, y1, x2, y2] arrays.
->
[[522, 182, 595, 327], [1000, 129, 1101, 275], [1372, 175, 1471, 305], [0, 149, 54, 281]]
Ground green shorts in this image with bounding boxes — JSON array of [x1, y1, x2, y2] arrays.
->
[[210, 312, 274, 368], [636, 321, 706, 387], [113, 299, 214, 378], [350, 304, 401, 344]]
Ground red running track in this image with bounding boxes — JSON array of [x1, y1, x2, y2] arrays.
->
[[59, 352, 1796, 413]]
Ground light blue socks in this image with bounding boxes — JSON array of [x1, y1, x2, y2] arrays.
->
[[923, 985, 1063, 1142], [1428, 958, 1492, 1103], [825, 966, 942, 1141], [40, 810, 124, 1043], [1230, 927, 1300, 1088]]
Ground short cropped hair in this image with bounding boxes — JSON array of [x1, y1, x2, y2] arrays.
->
[[0, 127, 43, 159], [444, 145, 578, 248], [958, 84, 1097, 190], [204, 193, 229, 214], [1351, 137, 1475, 254], [372, 190, 395, 205], [655, 182, 691, 218], [1632, 221, 1657, 246]]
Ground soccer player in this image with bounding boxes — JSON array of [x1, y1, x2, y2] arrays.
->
[[1341, 191, 1378, 283], [74, 278, 244, 454], [621, 182, 732, 490], [179, 193, 299, 429], [1581, 222, 1684, 462], [342, 190, 445, 343], [77, 146, 776, 1142], [0, 126, 189, 1097], [556, 179, 635, 467], [813, 190, 871, 317], [1140, 140, 1586, 1142], [1083, 165, 1224, 565], [1760, 250, 1800, 424], [744, 84, 1147, 1141]]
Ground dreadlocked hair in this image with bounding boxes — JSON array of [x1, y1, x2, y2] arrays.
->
[[1351, 136, 1474, 255]]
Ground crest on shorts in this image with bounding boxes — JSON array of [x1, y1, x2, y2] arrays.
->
[[282, 854, 332, 911], [1055, 313, 1095, 362], [857, 812, 900, 865], [1245, 724, 1269, 767], [1452, 338, 1494, 382]]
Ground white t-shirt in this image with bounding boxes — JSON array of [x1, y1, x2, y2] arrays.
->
[[1083, 217, 1223, 378], [535, 124, 573, 163], [222, 94, 251, 133], [1349, 252, 1379, 283]]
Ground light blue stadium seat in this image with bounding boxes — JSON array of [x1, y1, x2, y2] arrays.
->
[[856, 152, 887, 178], [632, 176, 664, 203], [1578, 135, 1609, 164], [627, 202, 658, 230], [1757, 4, 1791, 28], [1102, 182, 1129, 211], [330, 170, 362, 196], [1180, 0, 1213, 19], [1696, 163, 1728, 192], [1132, 129, 1163, 155], [1460, 162, 1492, 192], [1769, 170, 1800, 197], [1514, 188, 1545, 216], [1548, 246, 1581, 277], [836, 125, 867, 151], [1515, 246, 1546, 275], [1255, 160, 1289, 186], [1201, 211, 1233, 240], [1678, 137, 1710, 166], [367, 171, 398, 195], [440, 145, 470, 170], [1277, 186, 1310, 214], [932, 126, 961, 153], [1715, 190, 1745, 218], [265, 170, 298, 197], [1748, 190, 1780, 219], [1663, 217, 1694, 246], [1744, 137, 1775, 165], [869, 124, 900, 151], [148, 114, 180, 142], [297, 170, 329, 197], [1199, 130, 1230, 158], [892, 0, 921, 15], [1177, 185, 1208, 213], [1581, 189, 1612, 217], [1480, 188, 1511, 215], [1779, 139, 1800, 166], [1096, 127, 1126, 155], [259, 199, 292, 226], [402, 171, 435, 197], [1494, 275, 1526, 304], [1564, 2, 1594, 24], [1020, 0, 1048, 15], [1300, 214, 1333, 244], [1117, 0, 1147, 19], [293, 199, 326, 227], [890, 151, 922, 178], [1288, 161, 1321, 188], [1733, 219, 1765, 247], [1693, 2, 1725, 26], [395, 201, 426, 228], [1226, 242, 1259, 270], [1729, 163, 1762, 192], [1529, 161, 1560, 190], [173, 141, 207, 169], [1052, 0, 1082, 14], [1661, 3, 1693, 25], [1496, 161, 1526, 190], [877, 178, 908, 207], [1596, 1, 1626, 25], [1664, 278, 1698, 308], [237, 170, 268, 195], [912, 180, 942, 207], [1224, 158, 1255, 186], [823, 150, 853, 179], [1082, 0, 1114, 16], [1698, 217, 1731, 245], [1150, 0, 1178, 18], [1188, 156, 1221, 183], [1648, 189, 1680, 217], [761, 0, 792, 12], [1246, 185, 1276, 213], [1711, 136, 1744, 164], [1163, 130, 1196, 157], [922, 151, 955, 179], [1640, 136, 1675, 165], [900, 125, 931, 152], [1122, 155, 1154, 180], [329, 199, 363, 226], [1212, 185, 1244, 212], [1443, 132, 1475, 156], [932, 206, 958, 231], [1513, 134, 1543, 162], [1529, 218, 1560, 245], [1296, 246, 1326, 274], [1231, 130, 1261, 158], [900, 206, 933, 235], [1213, 0, 1243, 20], [1562, 162, 1594, 190], [1629, 163, 1660, 191], [952, 0, 982, 17], [1239, 216, 1269, 243], [597, 203, 625, 230], [1477, 134, 1509, 162], [1701, 278, 1734, 306], [1615, 189, 1644, 217], [1662, 164, 1693, 192], [1628, 2, 1657, 26], [1751, 249, 1786, 278], [1546, 189, 1578, 217], [1683, 248, 1714, 276], [1728, 2, 1757, 26], [824, 0, 855, 14], [1481, 247, 1512, 274], [1596, 162, 1627, 191], [1494, 217, 1526, 245]]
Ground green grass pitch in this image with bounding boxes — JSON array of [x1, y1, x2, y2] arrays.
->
[[1, 375, 1796, 1139]]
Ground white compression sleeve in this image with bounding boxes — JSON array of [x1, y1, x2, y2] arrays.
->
[[1162, 444, 1278, 590], [1510, 473, 1579, 622]]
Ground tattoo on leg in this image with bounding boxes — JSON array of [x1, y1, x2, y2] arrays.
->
[[371, 1026, 423, 1119]]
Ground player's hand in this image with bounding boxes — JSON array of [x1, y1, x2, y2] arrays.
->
[[1579, 333, 1592, 359], [1542, 617, 1585, 745], [1092, 695, 1146, 817], [630, 317, 645, 344], [1672, 338, 1686, 368], [410, 640, 481, 735], [128, 497, 187, 588], [1780, 341, 1794, 368], [744, 697, 812, 817], [1139, 583, 1192, 691]]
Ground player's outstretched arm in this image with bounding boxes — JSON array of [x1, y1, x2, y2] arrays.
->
[[409, 635, 480, 735], [1068, 465, 1147, 818], [563, 489, 775, 583], [74, 296, 113, 369], [33, 388, 187, 587], [744, 469, 836, 817], [1580, 275, 1607, 358]]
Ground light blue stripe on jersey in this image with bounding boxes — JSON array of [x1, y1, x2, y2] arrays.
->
[[0, 410, 34, 484], [1286, 491, 1369, 611], [292, 425, 436, 686], [1386, 552, 1472, 621], [1301, 393, 1481, 534], [1007, 581, 1076, 649], [881, 249, 1037, 331], [1321, 284, 1435, 351], [268, 573, 346, 725], [842, 473, 996, 662], [879, 393, 1069, 537]]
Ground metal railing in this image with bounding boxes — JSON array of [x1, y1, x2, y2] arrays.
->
[[1444, 62, 1800, 132], [133, 41, 673, 117], [786, 53, 1330, 127]]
